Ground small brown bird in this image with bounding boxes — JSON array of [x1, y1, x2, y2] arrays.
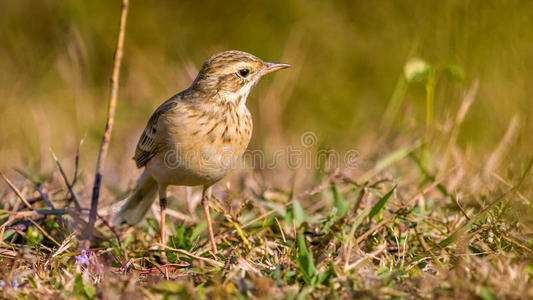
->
[[113, 50, 290, 257]]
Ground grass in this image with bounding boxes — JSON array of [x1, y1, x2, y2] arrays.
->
[[1, 122, 532, 298]]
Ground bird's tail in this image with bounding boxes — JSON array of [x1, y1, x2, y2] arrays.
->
[[113, 171, 158, 226]]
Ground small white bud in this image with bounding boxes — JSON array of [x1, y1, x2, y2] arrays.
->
[[404, 58, 432, 82]]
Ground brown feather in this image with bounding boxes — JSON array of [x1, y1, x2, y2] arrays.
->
[[133, 94, 180, 167]]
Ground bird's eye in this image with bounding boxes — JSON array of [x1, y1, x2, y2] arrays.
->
[[238, 69, 250, 77]]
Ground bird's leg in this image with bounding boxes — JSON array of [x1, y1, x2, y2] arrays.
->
[[158, 185, 169, 264], [202, 186, 217, 255]]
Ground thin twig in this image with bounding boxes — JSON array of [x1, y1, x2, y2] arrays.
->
[[35, 182, 63, 226], [13, 169, 56, 210], [222, 248, 235, 279], [71, 134, 86, 187], [82, 0, 129, 247], [14, 168, 63, 226], [27, 218, 61, 247], [356, 217, 389, 244], [159, 244, 224, 267], [50, 150, 82, 211], [0, 172, 32, 209], [1, 209, 66, 219], [35, 183, 54, 210], [453, 194, 470, 221], [142, 257, 168, 277]]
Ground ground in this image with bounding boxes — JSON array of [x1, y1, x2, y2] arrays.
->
[[1, 135, 532, 299]]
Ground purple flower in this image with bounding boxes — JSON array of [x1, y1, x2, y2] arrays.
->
[[11, 280, 18, 290], [0, 279, 19, 290], [75, 250, 90, 266]]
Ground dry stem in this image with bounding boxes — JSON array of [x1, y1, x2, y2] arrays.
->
[[81, 0, 129, 248]]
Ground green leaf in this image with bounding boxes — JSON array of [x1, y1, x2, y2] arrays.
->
[[165, 250, 178, 263], [524, 264, 533, 275], [293, 200, 305, 227], [27, 275, 38, 289], [74, 274, 85, 296], [331, 183, 348, 216], [478, 287, 497, 300], [285, 270, 297, 280], [27, 226, 43, 245], [85, 284, 96, 299], [360, 139, 422, 182], [192, 215, 209, 242], [285, 205, 294, 228], [316, 268, 333, 285], [297, 233, 317, 284], [368, 186, 396, 221], [444, 63, 465, 83], [285, 197, 305, 228], [345, 206, 372, 244], [145, 218, 159, 233], [73, 272, 95, 299], [296, 287, 313, 300], [353, 206, 371, 229], [169, 225, 193, 249], [2, 229, 15, 241]]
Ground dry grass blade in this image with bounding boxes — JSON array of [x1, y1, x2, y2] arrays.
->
[[439, 80, 479, 174], [483, 115, 520, 178], [356, 217, 390, 244], [1, 172, 32, 210], [159, 244, 224, 267], [411, 159, 533, 263], [50, 234, 75, 260], [359, 139, 423, 183], [345, 244, 387, 271], [455, 79, 479, 124]]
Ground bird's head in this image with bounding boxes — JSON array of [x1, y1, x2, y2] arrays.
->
[[191, 50, 290, 105]]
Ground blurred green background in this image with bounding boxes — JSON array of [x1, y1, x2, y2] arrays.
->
[[0, 0, 531, 179]]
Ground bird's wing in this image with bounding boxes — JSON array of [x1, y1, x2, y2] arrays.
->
[[133, 97, 179, 168]]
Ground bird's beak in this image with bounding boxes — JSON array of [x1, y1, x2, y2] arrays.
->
[[260, 62, 291, 76]]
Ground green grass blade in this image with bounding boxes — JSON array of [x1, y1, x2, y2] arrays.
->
[[368, 186, 396, 221], [331, 182, 348, 216], [297, 233, 317, 284], [360, 140, 422, 182]]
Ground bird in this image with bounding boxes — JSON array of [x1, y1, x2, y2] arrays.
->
[[113, 50, 290, 259]]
